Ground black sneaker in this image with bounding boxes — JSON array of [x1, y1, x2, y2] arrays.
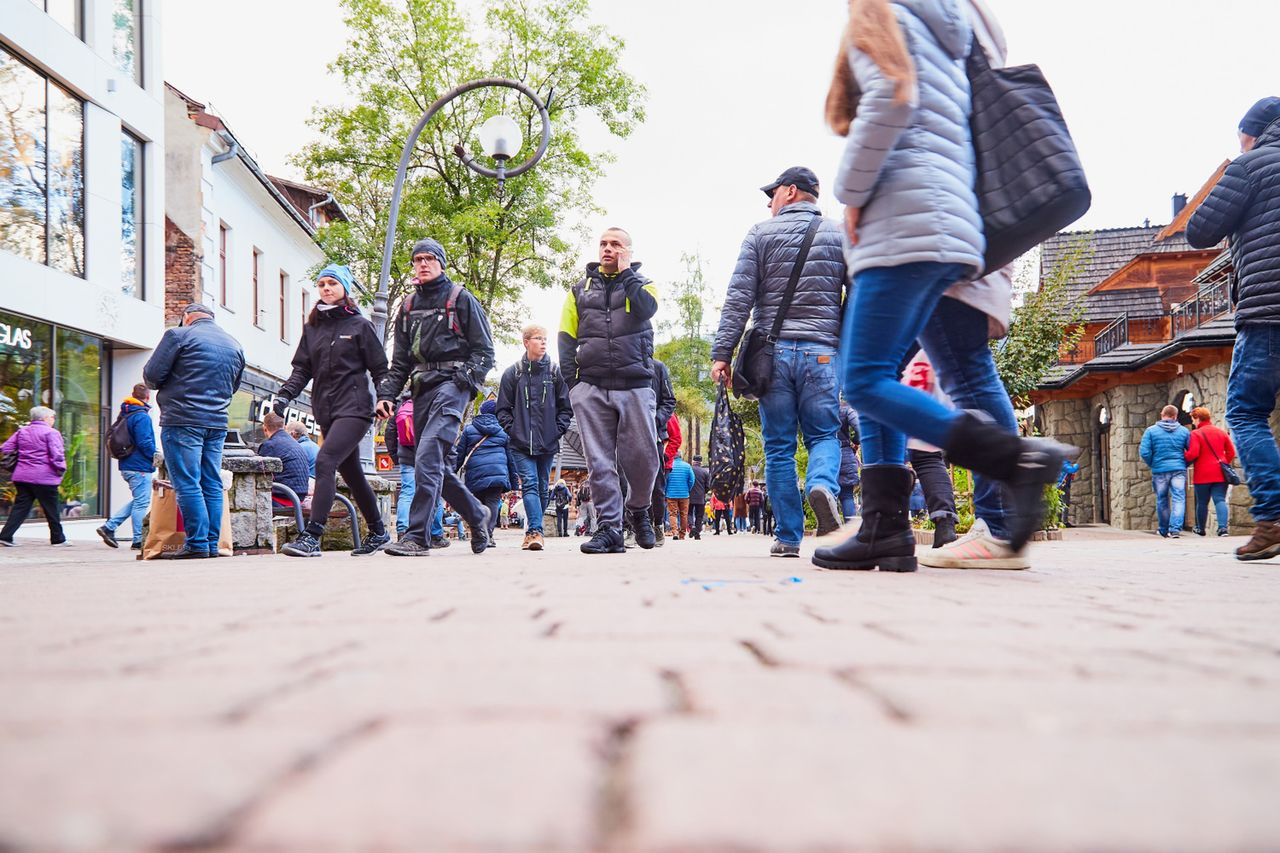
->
[[161, 546, 211, 560], [630, 510, 656, 550], [96, 525, 119, 548], [808, 486, 842, 536], [581, 524, 626, 554], [385, 538, 431, 557], [351, 530, 390, 556], [770, 540, 800, 558], [467, 507, 492, 554], [130, 541, 143, 550], [429, 535, 451, 549], [282, 532, 322, 558]]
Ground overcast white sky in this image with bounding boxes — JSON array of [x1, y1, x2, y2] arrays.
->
[[165, 0, 1279, 365]]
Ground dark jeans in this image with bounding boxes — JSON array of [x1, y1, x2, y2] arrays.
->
[[310, 417, 382, 535], [1227, 325, 1280, 521], [1194, 482, 1229, 533], [909, 449, 957, 521], [511, 449, 554, 533], [555, 505, 570, 537], [748, 505, 762, 532], [714, 508, 734, 533], [650, 460, 668, 528], [161, 426, 226, 553], [689, 502, 705, 537], [839, 484, 858, 520], [475, 486, 505, 537], [0, 482, 65, 544]]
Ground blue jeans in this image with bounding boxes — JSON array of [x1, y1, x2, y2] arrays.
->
[[161, 426, 226, 553], [1227, 325, 1280, 522], [758, 339, 842, 546], [918, 296, 1018, 540], [511, 449, 554, 533], [839, 484, 858, 519], [398, 462, 446, 539], [105, 470, 153, 544], [841, 262, 970, 465], [1194, 482, 1229, 533], [1152, 470, 1187, 535]]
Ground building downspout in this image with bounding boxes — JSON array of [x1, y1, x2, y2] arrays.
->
[[211, 131, 238, 164]]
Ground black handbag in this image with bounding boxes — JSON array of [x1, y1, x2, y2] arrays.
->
[[1208, 442, 1243, 487], [708, 381, 745, 502], [731, 214, 823, 400], [967, 37, 1091, 275]]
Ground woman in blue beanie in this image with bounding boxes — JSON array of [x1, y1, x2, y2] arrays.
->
[[274, 264, 392, 556]]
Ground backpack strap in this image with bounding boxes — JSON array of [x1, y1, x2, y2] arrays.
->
[[446, 283, 464, 335]]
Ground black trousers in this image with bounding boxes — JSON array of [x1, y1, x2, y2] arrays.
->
[[308, 417, 382, 535], [408, 380, 485, 545], [714, 508, 733, 533], [650, 454, 668, 528], [1, 482, 65, 544], [556, 505, 570, 537], [748, 505, 762, 532], [475, 486, 505, 536], [689, 502, 705, 538], [908, 449, 957, 520]]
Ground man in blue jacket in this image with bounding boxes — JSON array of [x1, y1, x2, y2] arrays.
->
[[143, 303, 246, 559], [664, 452, 696, 540], [1139, 405, 1191, 538], [97, 383, 157, 550], [1187, 96, 1280, 560]]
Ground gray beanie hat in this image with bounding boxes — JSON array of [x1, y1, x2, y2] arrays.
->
[[411, 238, 447, 268]]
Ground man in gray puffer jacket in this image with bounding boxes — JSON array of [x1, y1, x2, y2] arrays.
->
[[712, 167, 848, 557]]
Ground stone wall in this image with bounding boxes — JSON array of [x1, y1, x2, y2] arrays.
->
[[1041, 360, 1280, 534]]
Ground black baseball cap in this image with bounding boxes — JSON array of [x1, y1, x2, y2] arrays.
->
[[761, 166, 820, 199]]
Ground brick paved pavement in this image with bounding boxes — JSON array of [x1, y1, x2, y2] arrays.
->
[[0, 524, 1278, 851]]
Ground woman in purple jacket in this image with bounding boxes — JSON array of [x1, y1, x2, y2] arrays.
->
[[0, 407, 70, 547]]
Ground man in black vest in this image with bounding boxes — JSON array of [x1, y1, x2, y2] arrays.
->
[[377, 238, 495, 557], [559, 227, 661, 554]]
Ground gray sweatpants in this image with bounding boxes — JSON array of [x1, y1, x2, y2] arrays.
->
[[570, 383, 658, 529], [407, 379, 485, 545]]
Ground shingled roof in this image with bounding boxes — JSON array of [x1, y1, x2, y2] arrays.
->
[[1079, 288, 1166, 323], [1039, 225, 1165, 303]]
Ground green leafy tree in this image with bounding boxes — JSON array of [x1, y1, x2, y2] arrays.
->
[[656, 251, 715, 455], [992, 238, 1091, 408], [295, 0, 646, 339]]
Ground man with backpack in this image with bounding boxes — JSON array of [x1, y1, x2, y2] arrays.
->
[[496, 323, 572, 551], [96, 383, 157, 550], [559, 227, 661, 555], [377, 238, 495, 557]]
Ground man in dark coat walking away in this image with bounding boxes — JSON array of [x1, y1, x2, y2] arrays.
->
[[559, 227, 661, 554], [1187, 96, 1280, 560], [688, 454, 710, 540], [143, 303, 245, 559], [97, 383, 157, 550], [377, 238, 495, 557], [496, 323, 572, 551]]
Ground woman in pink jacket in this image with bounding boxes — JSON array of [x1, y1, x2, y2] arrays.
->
[[1, 406, 70, 547]]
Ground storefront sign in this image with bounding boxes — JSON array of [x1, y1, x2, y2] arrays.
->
[[0, 322, 33, 351], [251, 396, 321, 438]]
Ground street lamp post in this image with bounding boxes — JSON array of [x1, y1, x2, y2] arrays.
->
[[362, 78, 552, 474]]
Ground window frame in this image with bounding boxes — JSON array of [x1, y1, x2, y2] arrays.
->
[[218, 222, 231, 310], [120, 128, 144, 299], [251, 247, 263, 329], [279, 270, 288, 342]]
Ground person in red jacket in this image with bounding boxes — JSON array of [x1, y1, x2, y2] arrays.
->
[[1185, 406, 1237, 537]]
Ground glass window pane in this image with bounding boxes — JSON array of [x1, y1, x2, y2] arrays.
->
[[48, 82, 85, 278], [45, 0, 81, 36], [0, 312, 54, 523], [112, 0, 141, 84], [120, 132, 142, 296], [54, 327, 103, 518], [0, 47, 47, 266]]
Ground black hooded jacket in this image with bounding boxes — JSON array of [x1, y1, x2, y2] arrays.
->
[[1187, 119, 1280, 326], [378, 275, 496, 401], [278, 305, 388, 427], [496, 355, 573, 457]]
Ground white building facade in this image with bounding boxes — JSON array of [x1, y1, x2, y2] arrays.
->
[[1, 0, 165, 522]]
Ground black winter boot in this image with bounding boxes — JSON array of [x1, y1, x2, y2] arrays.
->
[[812, 465, 918, 572], [942, 412, 1078, 552], [932, 516, 957, 548]]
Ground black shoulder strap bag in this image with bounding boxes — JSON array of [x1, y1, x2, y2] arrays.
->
[[731, 214, 823, 400]]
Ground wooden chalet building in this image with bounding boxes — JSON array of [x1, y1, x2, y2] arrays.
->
[[1030, 166, 1270, 533]]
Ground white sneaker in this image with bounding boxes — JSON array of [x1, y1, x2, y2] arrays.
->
[[917, 519, 1029, 570]]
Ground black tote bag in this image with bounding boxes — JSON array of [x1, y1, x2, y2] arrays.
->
[[967, 38, 1091, 275], [708, 381, 745, 502]]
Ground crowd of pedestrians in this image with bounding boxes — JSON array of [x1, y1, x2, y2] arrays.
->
[[4, 1, 1275, 567]]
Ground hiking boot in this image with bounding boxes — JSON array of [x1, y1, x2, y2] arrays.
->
[[918, 519, 1029, 569], [770, 540, 800, 558], [581, 524, 626, 554], [932, 516, 957, 549], [812, 465, 918, 572], [522, 531, 536, 550], [96, 525, 119, 548], [653, 526, 665, 548], [630, 510, 656, 550], [351, 530, 391, 556], [623, 528, 636, 548], [528, 531, 545, 551], [1236, 520, 1280, 561], [282, 532, 322, 558], [467, 507, 491, 554], [808, 485, 842, 536], [429, 535, 451, 549], [944, 411, 1077, 552], [385, 538, 431, 557]]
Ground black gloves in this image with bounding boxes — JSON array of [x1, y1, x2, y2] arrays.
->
[[272, 398, 289, 418], [452, 370, 473, 393]]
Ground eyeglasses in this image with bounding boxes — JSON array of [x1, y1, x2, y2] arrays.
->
[[528, 336, 548, 342]]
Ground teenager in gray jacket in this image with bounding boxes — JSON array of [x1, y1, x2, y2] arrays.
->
[[812, 0, 1072, 573]]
